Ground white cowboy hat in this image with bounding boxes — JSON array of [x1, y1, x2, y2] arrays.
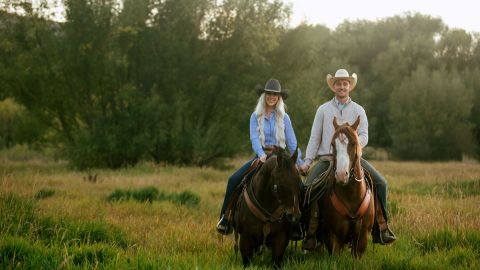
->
[[326, 69, 357, 92]]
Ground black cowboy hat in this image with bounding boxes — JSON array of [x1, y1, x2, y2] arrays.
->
[[255, 78, 289, 100]]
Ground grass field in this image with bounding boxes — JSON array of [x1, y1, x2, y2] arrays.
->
[[1, 157, 479, 269]]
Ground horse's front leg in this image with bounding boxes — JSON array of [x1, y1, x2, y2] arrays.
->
[[352, 231, 369, 258], [354, 214, 374, 258], [326, 231, 345, 255], [239, 236, 254, 267], [240, 235, 261, 268], [270, 231, 289, 269]]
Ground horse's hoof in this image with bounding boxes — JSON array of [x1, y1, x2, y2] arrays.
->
[[301, 236, 317, 251]]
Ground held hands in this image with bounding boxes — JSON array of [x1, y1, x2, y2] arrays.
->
[[298, 164, 310, 176], [259, 155, 267, 163]]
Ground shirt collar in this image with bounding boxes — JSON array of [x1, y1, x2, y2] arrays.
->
[[264, 110, 276, 119], [333, 97, 351, 109]]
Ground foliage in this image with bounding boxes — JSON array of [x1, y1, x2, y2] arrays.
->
[[389, 66, 474, 159], [0, 98, 47, 148], [0, 3, 479, 165]]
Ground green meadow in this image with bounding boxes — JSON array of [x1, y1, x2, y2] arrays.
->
[[1, 158, 479, 269]]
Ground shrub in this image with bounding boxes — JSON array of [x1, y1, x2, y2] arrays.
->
[[106, 187, 200, 206], [106, 189, 132, 202], [71, 221, 129, 249], [132, 186, 159, 203], [170, 190, 200, 206]]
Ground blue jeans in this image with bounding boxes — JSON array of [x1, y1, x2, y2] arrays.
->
[[304, 159, 390, 221], [361, 159, 389, 221], [219, 158, 256, 218]]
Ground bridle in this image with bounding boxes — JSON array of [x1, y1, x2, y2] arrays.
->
[[331, 126, 365, 183], [243, 168, 300, 224]]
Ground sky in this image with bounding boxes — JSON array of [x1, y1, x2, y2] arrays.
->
[[285, 0, 479, 33]]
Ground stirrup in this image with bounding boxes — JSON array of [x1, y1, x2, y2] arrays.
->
[[216, 215, 232, 235], [373, 226, 396, 245]]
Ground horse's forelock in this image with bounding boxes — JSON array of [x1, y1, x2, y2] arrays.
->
[[275, 149, 295, 171], [332, 126, 359, 147], [331, 126, 362, 160]]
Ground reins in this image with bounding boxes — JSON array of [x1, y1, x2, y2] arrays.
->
[[243, 181, 286, 223]]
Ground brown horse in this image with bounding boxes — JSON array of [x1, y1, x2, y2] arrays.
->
[[233, 147, 302, 268], [316, 116, 375, 258]]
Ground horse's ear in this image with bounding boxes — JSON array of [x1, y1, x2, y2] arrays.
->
[[351, 116, 360, 130], [333, 116, 339, 130], [292, 146, 298, 164]]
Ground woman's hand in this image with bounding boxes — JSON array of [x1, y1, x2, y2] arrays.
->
[[259, 155, 267, 163]]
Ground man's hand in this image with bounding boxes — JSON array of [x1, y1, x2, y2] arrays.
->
[[259, 155, 267, 163], [299, 164, 310, 176]]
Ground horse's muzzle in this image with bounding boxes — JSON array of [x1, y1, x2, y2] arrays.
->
[[335, 171, 350, 184]]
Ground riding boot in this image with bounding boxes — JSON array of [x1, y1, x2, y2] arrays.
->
[[302, 202, 318, 250], [372, 195, 396, 245], [216, 214, 232, 235]]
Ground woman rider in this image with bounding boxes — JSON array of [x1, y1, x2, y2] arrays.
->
[[216, 78, 306, 235]]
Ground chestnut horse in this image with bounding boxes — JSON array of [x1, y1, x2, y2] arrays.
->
[[316, 116, 375, 257], [233, 147, 302, 268]]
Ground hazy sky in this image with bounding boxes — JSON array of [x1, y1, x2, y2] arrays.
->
[[285, 0, 479, 33]]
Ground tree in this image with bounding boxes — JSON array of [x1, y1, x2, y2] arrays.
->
[[389, 66, 474, 160]]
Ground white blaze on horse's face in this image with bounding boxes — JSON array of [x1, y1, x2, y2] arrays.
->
[[335, 133, 350, 184]]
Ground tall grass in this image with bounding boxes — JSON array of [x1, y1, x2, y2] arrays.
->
[[35, 188, 55, 200], [1, 159, 479, 269], [398, 179, 480, 197]]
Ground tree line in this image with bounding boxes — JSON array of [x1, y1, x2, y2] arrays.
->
[[1, 0, 479, 169]]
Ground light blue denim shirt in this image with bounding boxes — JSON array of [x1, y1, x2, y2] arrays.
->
[[334, 97, 351, 111], [250, 111, 304, 166]]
